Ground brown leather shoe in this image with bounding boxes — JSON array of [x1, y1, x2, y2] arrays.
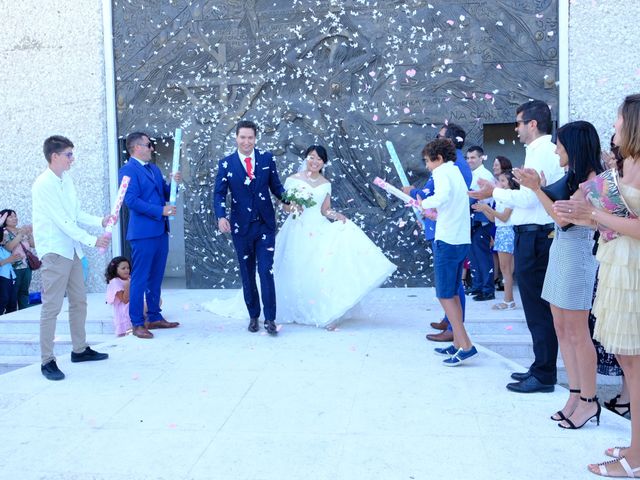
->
[[132, 326, 154, 339], [146, 319, 180, 329], [426, 330, 453, 342], [430, 319, 448, 331]]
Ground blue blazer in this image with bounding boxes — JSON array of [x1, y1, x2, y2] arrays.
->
[[119, 158, 170, 241], [214, 149, 285, 236]]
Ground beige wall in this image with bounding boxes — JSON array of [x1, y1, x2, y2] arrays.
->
[[568, 0, 640, 139], [0, 0, 111, 291]]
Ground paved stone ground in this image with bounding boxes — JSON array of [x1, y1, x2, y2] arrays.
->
[[0, 288, 631, 480]]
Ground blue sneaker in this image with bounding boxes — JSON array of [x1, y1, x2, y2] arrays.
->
[[434, 345, 457, 356], [443, 346, 478, 366]]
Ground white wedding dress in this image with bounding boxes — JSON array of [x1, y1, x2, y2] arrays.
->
[[202, 177, 397, 328]]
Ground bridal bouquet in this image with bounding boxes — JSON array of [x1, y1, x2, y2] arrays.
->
[[281, 188, 316, 218]]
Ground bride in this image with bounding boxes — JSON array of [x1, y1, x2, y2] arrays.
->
[[203, 145, 397, 329]]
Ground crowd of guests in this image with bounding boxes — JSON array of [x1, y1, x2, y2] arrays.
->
[[415, 94, 640, 477], [7, 92, 640, 477], [0, 209, 37, 314]]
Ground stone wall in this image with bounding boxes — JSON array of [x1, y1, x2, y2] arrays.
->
[[0, 0, 110, 291], [568, 1, 640, 138]]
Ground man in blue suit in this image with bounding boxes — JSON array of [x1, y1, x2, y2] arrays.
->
[[119, 132, 181, 339], [214, 120, 287, 336]]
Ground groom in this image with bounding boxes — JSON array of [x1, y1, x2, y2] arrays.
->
[[214, 120, 287, 335]]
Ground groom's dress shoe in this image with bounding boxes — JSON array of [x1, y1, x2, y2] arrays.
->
[[146, 319, 180, 329], [426, 330, 453, 342], [510, 370, 532, 381], [430, 319, 448, 331], [506, 375, 554, 393], [264, 320, 278, 336], [248, 318, 259, 333]]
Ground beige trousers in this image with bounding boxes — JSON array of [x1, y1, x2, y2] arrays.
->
[[39, 253, 87, 364]]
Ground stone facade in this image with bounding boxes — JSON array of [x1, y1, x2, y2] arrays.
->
[[0, 0, 110, 291], [1, 1, 639, 291], [568, 1, 640, 141]]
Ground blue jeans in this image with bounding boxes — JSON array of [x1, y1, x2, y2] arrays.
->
[[433, 241, 469, 331]]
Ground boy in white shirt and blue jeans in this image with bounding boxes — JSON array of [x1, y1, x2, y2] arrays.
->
[[420, 138, 477, 365]]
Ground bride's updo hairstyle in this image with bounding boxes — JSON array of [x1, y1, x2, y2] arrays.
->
[[304, 145, 328, 173]]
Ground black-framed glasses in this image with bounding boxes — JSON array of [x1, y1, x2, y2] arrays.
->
[[58, 152, 74, 158], [515, 119, 531, 127]]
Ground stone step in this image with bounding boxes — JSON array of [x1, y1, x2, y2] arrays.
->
[[0, 355, 39, 375], [0, 334, 113, 356], [474, 334, 534, 358], [0, 319, 114, 335]]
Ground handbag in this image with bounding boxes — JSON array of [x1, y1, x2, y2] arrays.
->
[[541, 172, 574, 231], [541, 172, 571, 202], [21, 242, 41, 270], [580, 168, 637, 242]]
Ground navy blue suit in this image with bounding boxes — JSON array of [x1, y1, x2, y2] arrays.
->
[[214, 149, 285, 321], [119, 158, 170, 327]]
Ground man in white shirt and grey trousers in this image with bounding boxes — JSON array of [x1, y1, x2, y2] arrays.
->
[[470, 100, 564, 393], [32, 135, 113, 381]]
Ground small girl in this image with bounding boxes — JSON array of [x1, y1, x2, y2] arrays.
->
[[472, 170, 518, 310], [105, 256, 133, 336]]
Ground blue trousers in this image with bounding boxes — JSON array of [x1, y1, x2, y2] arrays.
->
[[129, 233, 169, 326], [232, 221, 276, 321], [469, 223, 495, 296]]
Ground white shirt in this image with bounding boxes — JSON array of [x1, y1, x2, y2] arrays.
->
[[421, 161, 471, 245], [32, 168, 103, 260], [471, 164, 495, 216], [494, 200, 513, 227], [492, 135, 564, 226]]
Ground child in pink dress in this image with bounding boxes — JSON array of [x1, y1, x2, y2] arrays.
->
[[105, 256, 132, 337]]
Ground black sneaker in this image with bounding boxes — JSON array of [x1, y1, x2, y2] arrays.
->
[[71, 346, 109, 363], [41, 360, 65, 381]]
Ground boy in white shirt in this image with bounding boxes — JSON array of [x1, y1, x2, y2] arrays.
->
[[420, 138, 477, 366], [32, 135, 113, 380]]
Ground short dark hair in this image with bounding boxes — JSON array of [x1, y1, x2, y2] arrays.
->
[[422, 138, 457, 163], [556, 121, 604, 194], [105, 256, 131, 283], [495, 156, 513, 173], [236, 120, 258, 136], [43, 135, 74, 163], [467, 145, 484, 155], [516, 100, 553, 135], [125, 132, 150, 155], [441, 123, 466, 149]]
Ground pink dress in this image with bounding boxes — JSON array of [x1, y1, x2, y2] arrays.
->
[[106, 277, 132, 336]]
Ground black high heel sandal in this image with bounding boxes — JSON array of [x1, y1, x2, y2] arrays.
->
[[604, 394, 631, 417], [559, 395, 601, 429], [551, 389, 580, 422]]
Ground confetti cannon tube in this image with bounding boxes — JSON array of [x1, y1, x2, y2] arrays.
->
[[385, 141, 422, 223], [98, 175, 130, 254], [373, 177, 422, 209], [169, 128, 182, 220]]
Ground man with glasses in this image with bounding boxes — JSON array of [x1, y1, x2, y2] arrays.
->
[[119, 132, 182, 339], [32, 135, 112, 380], [470, 100, 564, 393]]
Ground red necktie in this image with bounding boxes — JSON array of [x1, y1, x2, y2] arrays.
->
[[244, 157, 254, 180]]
